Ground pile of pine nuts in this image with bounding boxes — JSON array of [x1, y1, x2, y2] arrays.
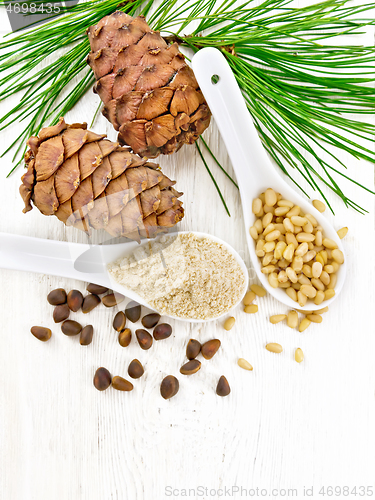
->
[[270, 305, 328, 333], [250, 188, 344, 307]]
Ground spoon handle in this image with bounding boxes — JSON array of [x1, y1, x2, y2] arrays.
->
[[0, 232, 108, 285], [192, 47, 279, 191]]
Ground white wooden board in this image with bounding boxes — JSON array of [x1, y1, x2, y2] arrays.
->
[[0, 8, 374, 500]]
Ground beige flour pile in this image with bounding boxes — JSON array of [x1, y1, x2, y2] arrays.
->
[[108, 232, 246, 319]]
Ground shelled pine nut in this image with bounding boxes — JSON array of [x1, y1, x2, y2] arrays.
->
[[332, 249, 344, 264], [286, 233, 298, 248], [324, 264, 334, 274], [252, 198, 262, 214], [312, 199, 326, 212], [302, 250, 316, 263], [327, 274, 337, 289], [270, 314, 286, 324], [287, 310, 298, 329], [264, 205, 274, 214], [286, 267, 298, 283], [287, 206, 300, 217], [306, 314, 323, 323], [311, 278, 324, 291], [286, 287, 297, 302], [299, 318, 311, 332], [265, 188, 277, 207], [312, 262, 322, 278], [250, 226, 258, 240], [320, 271, 330, 286], [291, 216, 307, 226], [295, 242, 308, 256], [297, 291, 307, 307], [337, 227, 348, 239], [298, 275, 311, 286], [254, 219, 263, 233], [268, 272, 279, 288], [322, 238, 337, 250], [303, 220, 314, 233], [266, 343, 283, 353], [278, 199, 294, 208], [315, 230, 322, 246], [302, 264, 313, 278], [274, 206, 289, 216], [243, 291, 256, 305], [250, 284, 267, 297], [277, 270, 288, 283], [324, 289, 335, 300], [238, 358, 253, 371], [314, 306, 329, 314], [244, 304, 258, 314], [314, 290, 325, 306], [256, 240, 265, 257], [263, 241, 276, 253], [296, 233, 315, 243], [331, 262, 340, 273], [295, 348, 304, 363], [300, 285, 317, 299], [223, 317, 235, 331]]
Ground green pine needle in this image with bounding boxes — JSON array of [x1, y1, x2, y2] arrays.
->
[[195, 142, 231, 216], [199, 136, 238, 189], [0, 0, 374, 215]]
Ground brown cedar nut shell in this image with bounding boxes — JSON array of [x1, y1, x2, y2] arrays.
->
[[20, 118, 184, 242], [86, 11, 211, 158]]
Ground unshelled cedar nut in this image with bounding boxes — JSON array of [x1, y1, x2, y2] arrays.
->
[[31, 326, 52, 342], [82, 294, 101, 313], [112, 376, 133, 392], [141, 313, 161, 329], [93, 367, 111, 391], [102, 293, 125, 307], [67, 289, 83, 312], [216, 376, 231, 397], [136, 329, 153, 350], [160, 375, 179, 400], [61, 320, 82, 336], [47, 288, 66, 305], [125, 301, 141, 323], [118, 328, 131, 347], [53, 304, 70, 323], [113, 311, 126, 332], [128, 359, 144, 379], [86, 283, 108, 295], [201, 339, 221, 360], [180, 360, 201, 375], [80, 325, 94, 346], [153, 323, 172, 340], [186, 339, 201, 360]]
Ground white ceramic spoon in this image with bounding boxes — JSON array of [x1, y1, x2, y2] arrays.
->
[[0, 230, 248, 323], [192, 48, 346, 310]]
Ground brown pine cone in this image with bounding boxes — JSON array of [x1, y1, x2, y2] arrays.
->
[[20, 118, 184, 241], [86, 11, 211, 158]]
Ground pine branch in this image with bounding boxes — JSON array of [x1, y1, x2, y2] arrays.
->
[[0, 0, 374, 214]]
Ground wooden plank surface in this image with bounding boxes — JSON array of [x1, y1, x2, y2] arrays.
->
[[0, 9, 374, 500]]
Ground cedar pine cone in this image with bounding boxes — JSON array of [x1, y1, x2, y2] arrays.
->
[[20, 118, 184, 241], [86, 11, 211, 158]]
